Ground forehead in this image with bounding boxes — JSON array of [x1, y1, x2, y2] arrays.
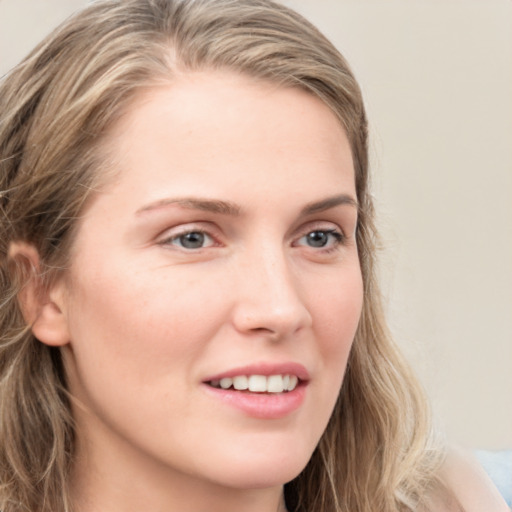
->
[[93, 70, 355, 210]]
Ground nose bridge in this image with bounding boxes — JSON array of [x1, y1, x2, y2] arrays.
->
[[232, 239, 312, 336]]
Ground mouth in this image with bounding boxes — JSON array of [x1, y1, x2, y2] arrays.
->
[[207, 374, 300, 394], [202, 365, 308, 418]]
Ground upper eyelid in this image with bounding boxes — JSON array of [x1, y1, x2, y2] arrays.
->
[[293, 228, 344, 246], [154, 217, 349, 243], [294, 220, 346, 238], [157, 221, 217, 236], [156, 229, 219, 253], [296, 227, 344, 239], [156, 223, 221, 245]]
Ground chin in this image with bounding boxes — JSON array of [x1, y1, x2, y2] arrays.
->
[[201, 444, 313, 490], [213, 468, 304, 491]]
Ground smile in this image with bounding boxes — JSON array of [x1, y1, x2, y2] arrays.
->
[[208, 374, 299, 393]]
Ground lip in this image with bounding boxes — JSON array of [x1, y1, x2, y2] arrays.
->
[[203, 362, 310, 383], [202, 362, 309, 420]]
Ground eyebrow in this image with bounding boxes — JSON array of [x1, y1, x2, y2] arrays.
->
[[300, 194, 359, 215], [136, 193, 358, 217], [136, 197, 242, 216]]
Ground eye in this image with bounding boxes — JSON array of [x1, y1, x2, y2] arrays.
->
[[163, 230, 215, 250], [296, 229, 344, 249]]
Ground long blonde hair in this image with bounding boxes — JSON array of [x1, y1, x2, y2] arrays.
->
[[0, 1, 442, 511]]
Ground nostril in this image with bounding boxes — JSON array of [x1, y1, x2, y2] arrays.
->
[[230, 268, 313, 336], [251, 326, 276, 334]]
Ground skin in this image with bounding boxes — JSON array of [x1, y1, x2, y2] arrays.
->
[[440, 448, 510, 512], [27, 72, 364, 512]]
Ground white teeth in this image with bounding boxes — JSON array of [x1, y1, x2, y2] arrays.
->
[[267, 374, 284, 393], [219, 377, 233, 389], [248, 375, 267, 392], [233, 375, 248, 390], [210, 374, 299, 393], [287, 375, 298, 391]]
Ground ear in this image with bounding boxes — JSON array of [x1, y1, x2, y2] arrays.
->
[[8, 241, 70, 347]]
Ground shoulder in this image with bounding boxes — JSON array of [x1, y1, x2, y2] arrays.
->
[[438, 446, 510, 512]]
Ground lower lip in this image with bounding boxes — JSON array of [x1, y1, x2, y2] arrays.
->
[[202, 384, 307, 419]]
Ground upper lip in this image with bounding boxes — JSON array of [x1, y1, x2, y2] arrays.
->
[[203, 362, 310, 383]]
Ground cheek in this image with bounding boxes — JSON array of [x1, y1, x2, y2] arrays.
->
[[312, 268, 363, 343], [63, 263, 228, 387], [310, 268, 363, 388], [61, 264, 232, 447]]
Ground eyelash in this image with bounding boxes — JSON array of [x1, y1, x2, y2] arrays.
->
[[158, 226, 346, 253], [159, 228, 216, 250], [294, 228, 345, 253]]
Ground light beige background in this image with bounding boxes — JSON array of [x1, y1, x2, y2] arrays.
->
[[1, 0, 511, 450]]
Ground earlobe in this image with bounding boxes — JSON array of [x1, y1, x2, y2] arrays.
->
[[8, 241, 70, 347]]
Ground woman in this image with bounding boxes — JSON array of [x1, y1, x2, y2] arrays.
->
[[0, 1, 507, 511]]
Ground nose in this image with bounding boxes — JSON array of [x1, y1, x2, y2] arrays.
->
[[230, 247, 313, 339]]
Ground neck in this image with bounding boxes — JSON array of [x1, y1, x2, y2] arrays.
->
[[70, 417, 288, 512], [72, 475, 287, 512]]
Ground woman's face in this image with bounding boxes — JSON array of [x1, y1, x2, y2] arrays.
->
[[58, 72, 363, 496]]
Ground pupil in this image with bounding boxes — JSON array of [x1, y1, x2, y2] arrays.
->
[[180, 232, 204, 249], [307, 231, 328, 247]]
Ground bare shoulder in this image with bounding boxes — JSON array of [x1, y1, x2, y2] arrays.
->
[[438, 446, 510, 512]]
